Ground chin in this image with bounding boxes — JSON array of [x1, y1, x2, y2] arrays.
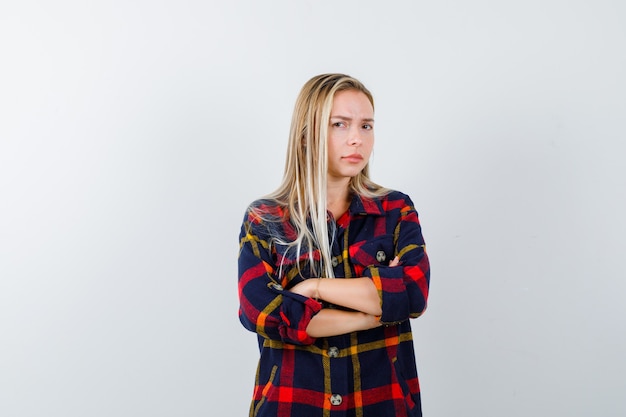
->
[[343, 170, 363, 179], [329, 167, 365, 181]]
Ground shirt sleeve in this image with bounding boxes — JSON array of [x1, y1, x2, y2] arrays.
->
[[237, 209, 322, 345], [362, 195, 430, 325]]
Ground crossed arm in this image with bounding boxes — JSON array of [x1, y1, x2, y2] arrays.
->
[[289, 257, 399, 337]]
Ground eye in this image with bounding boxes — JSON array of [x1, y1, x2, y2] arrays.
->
[[332, 121, 346, 128], [362, 123, 373, 130]]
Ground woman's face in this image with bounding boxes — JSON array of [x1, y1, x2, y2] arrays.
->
[[326, 89, 375, 184]]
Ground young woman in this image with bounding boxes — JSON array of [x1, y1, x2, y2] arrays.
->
[[238, 73, 430, 417]]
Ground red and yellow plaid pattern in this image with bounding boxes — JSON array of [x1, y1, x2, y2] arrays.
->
[[238, 191, 430, 417]]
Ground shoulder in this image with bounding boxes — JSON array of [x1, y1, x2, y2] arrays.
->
[[351, 189, 417, 218], [382, 189, 412, 203], [243, 198, 288, 227], [247, 198, 284, 215], [365, 189, 416, 211]]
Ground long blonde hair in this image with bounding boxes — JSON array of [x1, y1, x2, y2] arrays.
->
[[259, 73, 388, 279]]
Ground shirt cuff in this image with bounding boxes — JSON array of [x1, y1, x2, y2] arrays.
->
[[364, 265, 410, 325]]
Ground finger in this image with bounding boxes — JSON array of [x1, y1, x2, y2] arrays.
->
[[389, 256, 400, 267]]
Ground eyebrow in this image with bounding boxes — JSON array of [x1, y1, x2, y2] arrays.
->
[[330, 115, 375, 123]]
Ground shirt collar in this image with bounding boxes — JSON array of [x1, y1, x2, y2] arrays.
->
[[349, 193, 384, 216]]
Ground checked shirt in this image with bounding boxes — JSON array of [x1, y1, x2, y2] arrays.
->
[[238, 190, 430, 417]]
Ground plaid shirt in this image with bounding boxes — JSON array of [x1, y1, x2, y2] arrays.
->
[[238, 190, 430, 417]]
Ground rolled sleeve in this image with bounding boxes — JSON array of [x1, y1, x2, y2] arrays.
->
[[238, 210, 322, 345], [363, 196, 430, 325]]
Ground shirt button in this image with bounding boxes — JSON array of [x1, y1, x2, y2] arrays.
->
[[330, 394, 342, 406], [331, 256, 339, 267], [271, 283, 283, 291], [376, 250, 387, 263], [328, 346, 339, 358]]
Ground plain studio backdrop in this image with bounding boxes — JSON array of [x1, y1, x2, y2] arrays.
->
[[1, 1, 625, 416]]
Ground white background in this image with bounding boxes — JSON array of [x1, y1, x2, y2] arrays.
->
[[1, 1, 625, 416]]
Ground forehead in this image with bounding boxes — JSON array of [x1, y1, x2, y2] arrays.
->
[[331, 90, 374, 115]]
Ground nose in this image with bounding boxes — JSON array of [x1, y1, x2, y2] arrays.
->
[[348, 126, 362, 146]]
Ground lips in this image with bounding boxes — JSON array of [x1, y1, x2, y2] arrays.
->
[[342, 153, 363, 163]]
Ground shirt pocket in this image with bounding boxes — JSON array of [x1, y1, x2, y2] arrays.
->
[[349, 234, 395, 275], [273, 243, 318, 287]]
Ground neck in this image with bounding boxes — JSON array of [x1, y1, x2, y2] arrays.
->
[[327, 178, 351, 219]]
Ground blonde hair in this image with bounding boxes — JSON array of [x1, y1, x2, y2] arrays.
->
[[258, 73, 388, 279]]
